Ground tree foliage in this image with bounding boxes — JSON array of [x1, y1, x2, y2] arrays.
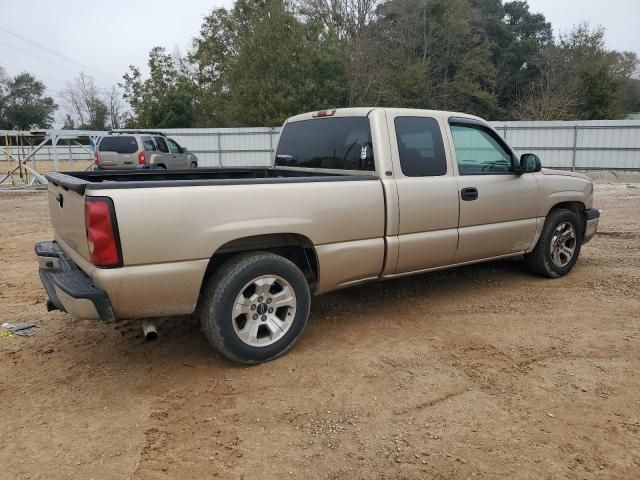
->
[[121, 0, 640, 127], [0, 72, 57, 130]]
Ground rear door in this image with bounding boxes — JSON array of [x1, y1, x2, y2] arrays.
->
[[167, 138, 189, 168], [448, 119, 539, 263], [386, 112, 460, 274], [153, 136, 171, 168], [97, 136, 139, 168]]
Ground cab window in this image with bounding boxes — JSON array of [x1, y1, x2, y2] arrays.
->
[[450, 124, 514, 175], [395, 117, 447, 176], [276, 117, 374, 171]]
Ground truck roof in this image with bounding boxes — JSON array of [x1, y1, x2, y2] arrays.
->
[[285, 107, 484, 124]]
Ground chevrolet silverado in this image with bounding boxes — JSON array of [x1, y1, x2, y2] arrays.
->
[[36, 108, 599, 363]]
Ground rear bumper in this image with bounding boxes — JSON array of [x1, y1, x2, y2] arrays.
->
[[94, 164, 153, 171], [583, 209, 600, 244], [35, 241, 115, 321]]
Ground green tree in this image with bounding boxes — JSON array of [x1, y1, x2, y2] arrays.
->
[[359, 0, 497, 116], [472, 0, 552, 113], [1, 72, 57, 129], [122, 47, 197, 128]]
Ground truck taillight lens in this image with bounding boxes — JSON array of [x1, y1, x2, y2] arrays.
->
[[85, 197, 122, 268], [94, 152, 100, 165], [138, 151, 146, 165]]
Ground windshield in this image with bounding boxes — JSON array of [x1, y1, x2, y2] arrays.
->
[[276, 117, 374, 171]]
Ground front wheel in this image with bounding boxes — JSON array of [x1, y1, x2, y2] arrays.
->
[[199, 252, 311, 364], [525, 208, 583, 278]]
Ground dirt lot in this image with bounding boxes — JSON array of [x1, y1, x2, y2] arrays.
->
[[1, 184, 639, 480]]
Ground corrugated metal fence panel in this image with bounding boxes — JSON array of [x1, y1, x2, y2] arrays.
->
[[162, 127, 280, 167], [162, 122, 640, 170], [491, 121, 640, 170], [5, 122, 638, 170]]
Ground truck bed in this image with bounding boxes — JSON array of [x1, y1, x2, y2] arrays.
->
[[46, 168, 377, 194]]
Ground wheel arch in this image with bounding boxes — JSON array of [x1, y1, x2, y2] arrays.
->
[[548, 200, 587, 234], [199, 233, 320, 297]]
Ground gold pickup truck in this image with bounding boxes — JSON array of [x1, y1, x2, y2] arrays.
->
[[36, 108, 599, 363]]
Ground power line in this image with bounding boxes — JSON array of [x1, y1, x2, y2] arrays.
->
[[0, 59, 68, 89], [0, 25, 120, 84], [0, 41, 113, 92]]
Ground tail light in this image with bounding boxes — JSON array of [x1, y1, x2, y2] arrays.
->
[[94, 151, 100, 165], [138, 151, 146, 165], [85, 197, 122, 268]]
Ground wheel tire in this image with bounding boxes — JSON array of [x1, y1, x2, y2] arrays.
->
[[199, 252, 311, 364], [190, 162, 198, 169], [525, 208, 583, 278]]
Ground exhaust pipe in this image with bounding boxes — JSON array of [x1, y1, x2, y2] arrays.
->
[[142, 319, 158, 341]]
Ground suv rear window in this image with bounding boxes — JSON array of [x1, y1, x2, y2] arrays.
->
[[276, 117, 374, 171], [98, 136, 138, 154]]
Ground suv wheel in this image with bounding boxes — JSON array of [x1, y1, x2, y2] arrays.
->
[[525, 208, 583, 278], [199, 252, 311, 364]]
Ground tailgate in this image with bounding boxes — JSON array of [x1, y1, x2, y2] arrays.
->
[[47, 182, 91, 261]]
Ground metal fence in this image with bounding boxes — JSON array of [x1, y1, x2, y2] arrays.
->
[[2, 120, 640, 171], [168, 121, 640, 170], [490, 120, 640, 170]]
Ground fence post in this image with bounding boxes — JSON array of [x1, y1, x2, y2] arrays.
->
[[269, 127, 274, 166], [68, 139, 73, 169], [217, 130, 222, 168], [503, 125, 507, 141], [571, 125, 578, 171]]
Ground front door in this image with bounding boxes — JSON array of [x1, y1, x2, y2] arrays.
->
[[167, 138, 189, 169], [448, 120, 539, 263]]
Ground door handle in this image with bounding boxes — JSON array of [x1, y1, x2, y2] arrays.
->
[[460, 187, 478, 201]]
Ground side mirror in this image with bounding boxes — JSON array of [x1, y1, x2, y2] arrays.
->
[[519, 153, 542, 173], [180, 147, 187, 153]]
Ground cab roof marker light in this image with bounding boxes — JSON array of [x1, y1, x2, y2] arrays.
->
[[313, 109, 336, 118]]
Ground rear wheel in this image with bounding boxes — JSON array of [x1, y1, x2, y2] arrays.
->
[[199, 252, 311, 364], [525, 208, 583, 278]]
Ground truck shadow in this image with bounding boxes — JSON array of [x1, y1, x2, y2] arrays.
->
[[106, 257, 535, 367], [116, 260, 532, 366]]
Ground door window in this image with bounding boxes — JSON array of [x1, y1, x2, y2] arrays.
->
[[450, 124, 514, 175], [167, 139, 182, 154], [394, 117, 447, 176], [142, 136, 157, 152], [154, 136, 169, 153]]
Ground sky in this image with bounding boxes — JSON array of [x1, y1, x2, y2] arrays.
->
[[1, 0, 639, 124]]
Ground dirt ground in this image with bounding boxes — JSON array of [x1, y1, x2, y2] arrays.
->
[[1, 184, 639, 480]]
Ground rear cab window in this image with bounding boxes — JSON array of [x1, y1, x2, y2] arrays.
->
[[394, 117, 447, 176], [98, 136, 138, 154], [276, 117, 374, 171]]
